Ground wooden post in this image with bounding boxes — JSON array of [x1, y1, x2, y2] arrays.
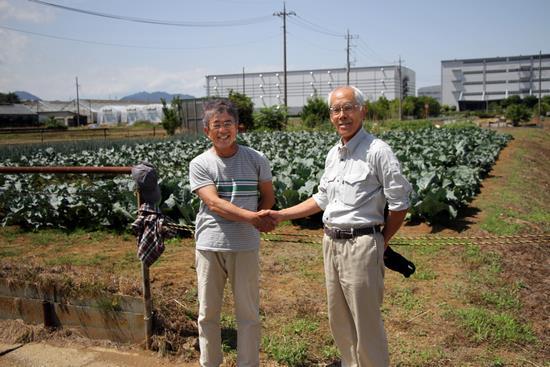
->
[[142, 262, 153, 349], [136, 192, 153, 350]]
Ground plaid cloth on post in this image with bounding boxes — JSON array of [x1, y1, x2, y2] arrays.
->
[[131, 203, 165, 267]]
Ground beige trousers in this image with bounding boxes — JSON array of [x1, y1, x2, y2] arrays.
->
[[322, 232, 389, 367], [195, 249, 260, 367]]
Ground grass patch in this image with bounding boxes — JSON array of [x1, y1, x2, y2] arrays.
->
[[45, 253, 109, 266], [480, 288, 522, 311], [0, 248, 22, 257], [478, 129, 550, 234], [414, 267, 437, 281], [387, 287, 421, 311], [262, 334, 309, 366], [454, 307, 535, 346]]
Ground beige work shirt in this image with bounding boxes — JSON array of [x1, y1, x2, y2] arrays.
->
[[312, 128, 412, 229]]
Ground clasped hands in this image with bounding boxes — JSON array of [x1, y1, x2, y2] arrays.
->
[[250, 209, 283, 232]]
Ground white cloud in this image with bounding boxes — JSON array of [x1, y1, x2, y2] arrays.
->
[[0, 29, 29, 66], [7, 65, 209, 100], [0, 0, 55, 23]]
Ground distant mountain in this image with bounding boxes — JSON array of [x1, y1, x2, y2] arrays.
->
[[120, 91, 194, 103], [14, 91, 41, 101]]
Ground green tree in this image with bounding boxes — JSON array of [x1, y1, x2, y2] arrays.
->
[[501, 95, 522, 109], [228, 90, 254, 130], [417, 96, 441, 118], [0, 92, 20, 104], [522, 95, 538, 108], [402, 96, 416, 117], [161, 96, 183, 135], [253, 105, 287, 130], [505, 104, 531, 125], [370, 96, 391, 120], [300, 96, 329, 128]]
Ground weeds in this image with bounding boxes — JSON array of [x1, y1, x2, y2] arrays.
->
[[453, 307, 535, 346], [262, 335, 309, 366]]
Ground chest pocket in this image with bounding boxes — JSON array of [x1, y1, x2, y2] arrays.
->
[[341, 169, 370, 206]]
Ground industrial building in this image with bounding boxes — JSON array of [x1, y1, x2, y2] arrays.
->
[[441, 53, 550, 110], [206, 65, 416, 114], [417, 85, 441, 103]]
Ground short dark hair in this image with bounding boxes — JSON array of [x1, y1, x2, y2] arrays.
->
[[202, 99, 239, 128]]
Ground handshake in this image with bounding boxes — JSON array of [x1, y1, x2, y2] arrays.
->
[[249, 209, 282, 233]]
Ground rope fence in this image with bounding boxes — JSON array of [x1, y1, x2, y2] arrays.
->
[[260, 232, 550, 246]]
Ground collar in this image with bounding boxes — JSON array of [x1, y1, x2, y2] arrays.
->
[[337, 128, 368, 156]]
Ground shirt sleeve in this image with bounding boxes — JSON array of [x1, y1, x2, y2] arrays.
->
[[375, 146, 412, 211], [257, 152, 273, 182], [312, 172, 329, 210], [189, 157, 214, 193], [312, 150, 334, 211]]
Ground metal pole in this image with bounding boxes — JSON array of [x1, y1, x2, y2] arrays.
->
[[346, 30, 350, 85], [399, 56, 403, 121], [76, 77, 80, 126], [283, 3, 288, 108], [274, 3, 295, 109], [539, 50, 542, 121], [242, 67, 245, 94], [0, 166, 132, 174]]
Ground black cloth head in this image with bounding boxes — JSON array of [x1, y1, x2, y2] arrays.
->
[[131, 162, 161, 205]]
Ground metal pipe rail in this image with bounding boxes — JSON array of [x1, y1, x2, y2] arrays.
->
[[0, 165, 153, 350], [0, 166, 132, 174]]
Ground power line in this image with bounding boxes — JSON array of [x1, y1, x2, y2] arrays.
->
[[289, 15, 344, 37], [27, 0, 274, 27], [357, 38, 393, 65], [286, 29, 341, 53], [0, 24, 279, 50]]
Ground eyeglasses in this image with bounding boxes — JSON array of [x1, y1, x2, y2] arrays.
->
[[209, 120, 236, 130], [329, 103, 359, 115]]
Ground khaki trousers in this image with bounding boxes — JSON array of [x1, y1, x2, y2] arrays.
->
[[322, 232, 389, 367], [195, 249, 260, 367]]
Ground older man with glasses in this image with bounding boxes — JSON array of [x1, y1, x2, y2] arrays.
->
[[189, 99, 275, 366], [262, 86, 412, 366]]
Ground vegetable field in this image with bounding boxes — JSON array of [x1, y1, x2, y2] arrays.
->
[[0, 126, 510, 229]]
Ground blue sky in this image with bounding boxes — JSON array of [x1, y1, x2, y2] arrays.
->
[[1, 0, 548, 101]]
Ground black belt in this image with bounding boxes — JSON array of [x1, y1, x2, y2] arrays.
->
[[324, 225, 381, 240]]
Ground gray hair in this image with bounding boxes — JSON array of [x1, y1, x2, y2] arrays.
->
[[327, 86, 365, 106], [202, 99, 239, 128]]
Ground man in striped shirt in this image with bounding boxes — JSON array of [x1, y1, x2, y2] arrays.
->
[[189, 99, 275, 367]]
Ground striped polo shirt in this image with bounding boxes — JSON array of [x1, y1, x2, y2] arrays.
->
[[189, 145, 272, 251]]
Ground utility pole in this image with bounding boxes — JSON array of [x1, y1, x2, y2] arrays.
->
[[345, 30, 358, 85], [539, 50, 542, 121], [242, 67, 246, 94], [75, 76, 80, 126], [398, 57, 402, 120], [274, 2, 295, 108]]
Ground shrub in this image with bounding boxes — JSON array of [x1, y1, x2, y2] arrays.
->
[[253, 105, 287, 130], [505, 104, 531, 125], [300, 96, 329, 128], [43, 117, 67, 130], [228, 90, 254, 130], [161, 96, 183, 135]]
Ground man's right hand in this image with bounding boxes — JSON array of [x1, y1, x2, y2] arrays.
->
[[251, 211, 278, 232], [258, 209, 284, 225]]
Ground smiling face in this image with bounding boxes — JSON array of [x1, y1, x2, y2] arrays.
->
[[329, 87, 366, 143], [204, 111, 238, 157]]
